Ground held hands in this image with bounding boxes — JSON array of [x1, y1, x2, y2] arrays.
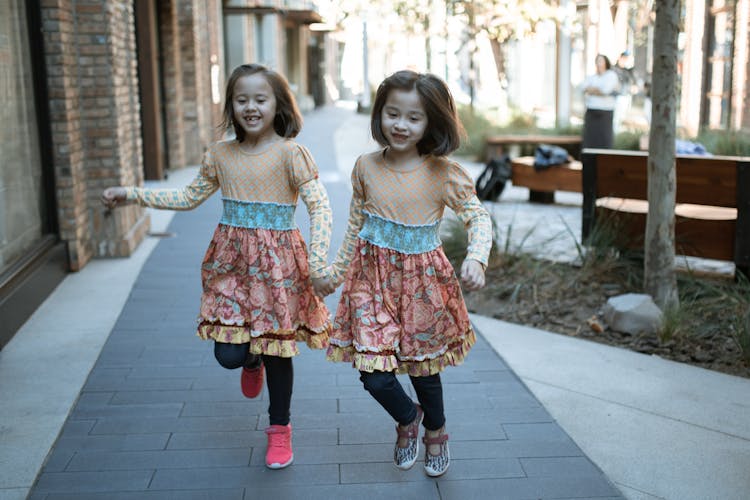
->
[[312, 273, 336, 298], [460, 259, 486, 291], [100, 187, 128, 210]]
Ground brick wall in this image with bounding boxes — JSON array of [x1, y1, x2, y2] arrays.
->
[[42, 0, 92, 270], [42, 0, 149, 270], [40, 0, 224, 270]]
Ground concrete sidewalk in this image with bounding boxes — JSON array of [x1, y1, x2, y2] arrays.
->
[[473, 315, 750, 500], [1, 103, 747, 499]]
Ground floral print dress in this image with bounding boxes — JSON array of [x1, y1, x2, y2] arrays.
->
[[126, 139, 332, 357], [327, 150, 492, 375]]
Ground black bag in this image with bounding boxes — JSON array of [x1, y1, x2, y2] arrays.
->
[[533, 144, 570, 171], [476, 154, 511, 201]]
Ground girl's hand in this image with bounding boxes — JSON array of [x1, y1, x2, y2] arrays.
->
[[460, 259, 485, 291], [312, 276, 335, 297], [101, 187, 128, 209]]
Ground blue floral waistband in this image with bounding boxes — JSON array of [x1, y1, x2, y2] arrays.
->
[[220, 199, 296, 230], [358, 211, 441, 254]]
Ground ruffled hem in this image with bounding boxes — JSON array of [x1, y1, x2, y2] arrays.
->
[[326, 327, 475, 376], [198, 321, 330, 357]]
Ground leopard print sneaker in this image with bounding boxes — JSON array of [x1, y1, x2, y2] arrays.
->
[[423, 429, 450, 477], [393, 404, 423, 470]]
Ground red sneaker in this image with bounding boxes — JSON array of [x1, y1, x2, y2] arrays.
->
[[265, 424, 293, 469], [240, 363, 264, 398]]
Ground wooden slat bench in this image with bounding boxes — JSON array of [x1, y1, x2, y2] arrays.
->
[[510, 156, 582, 203], [486, 134, 582, 162], [581, 148, 750, 278]]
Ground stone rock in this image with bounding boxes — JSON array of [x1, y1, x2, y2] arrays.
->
[[602, 293, 663, 335]]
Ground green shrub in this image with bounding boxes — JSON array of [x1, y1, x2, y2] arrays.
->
[[440, 214, 500, 270], [695, 129, 750, 156], [456, 106, 504, 160], [456, 105, 584, 160], [735, 308, 750, 364], [613, 131, 643, 151]]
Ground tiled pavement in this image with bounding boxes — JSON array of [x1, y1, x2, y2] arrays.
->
[[27, 107, 624, 499]]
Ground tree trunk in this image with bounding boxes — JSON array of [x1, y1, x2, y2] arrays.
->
[[644, 0, 680, 309], [489, 38, 506, 84], [424, 16, 431, 72]]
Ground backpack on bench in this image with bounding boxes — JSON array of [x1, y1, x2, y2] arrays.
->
[[476, 154, 512, 201]]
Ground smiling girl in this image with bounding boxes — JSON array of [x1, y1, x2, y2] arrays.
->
[[318, 70, 492, 476], [101, 64, 332, 469]]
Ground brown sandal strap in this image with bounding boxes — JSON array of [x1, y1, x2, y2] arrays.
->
[[422, 433, 449, 445], [396, 405, 423, 438], [396, 425, 418, 438]]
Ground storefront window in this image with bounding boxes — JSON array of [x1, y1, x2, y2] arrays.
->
[[0, 0, 49, 275]]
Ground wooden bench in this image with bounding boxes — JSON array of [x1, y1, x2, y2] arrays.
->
[[510, 156, 582, 203], [486, 134, 582, 162], [581, 148, 750, 278]]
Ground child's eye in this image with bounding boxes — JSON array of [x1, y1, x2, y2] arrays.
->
[[387, 112, 397, 118]]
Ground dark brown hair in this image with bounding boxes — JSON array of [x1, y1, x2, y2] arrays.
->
[[220, 64, 302, 141], [371, 70, 465, 156], [596, 54, 612, 70]]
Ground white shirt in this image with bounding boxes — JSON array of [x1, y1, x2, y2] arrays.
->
[[582, 70, 619, 111]]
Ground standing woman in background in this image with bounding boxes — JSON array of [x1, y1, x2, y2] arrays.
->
[[582, 54, 619, 149]]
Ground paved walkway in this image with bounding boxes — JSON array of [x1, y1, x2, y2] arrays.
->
[[22, 105, 623, 499]]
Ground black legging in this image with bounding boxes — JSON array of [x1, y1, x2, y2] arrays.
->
[[359, 370, 445, 431], [214, 342, 293, 426]]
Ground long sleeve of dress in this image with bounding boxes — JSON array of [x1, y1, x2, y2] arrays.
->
[[453, 196, 493, 267], [329, 193, 365, 286], [444, 162, 493, 267], [298, 178, 332, 279], [125, 164, 219, 210]]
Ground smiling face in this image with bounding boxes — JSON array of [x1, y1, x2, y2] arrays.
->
[[380, 88, 428, 155], [232, 73, 277, 141]]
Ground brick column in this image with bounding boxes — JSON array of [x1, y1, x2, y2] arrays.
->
[[177, 0, 203, 164], [42, 1, 90, 270], [206, 0, 224, 131], [176, 0, 223, 165], [41, 0, 149, 269], [159, 0, 187, 170]]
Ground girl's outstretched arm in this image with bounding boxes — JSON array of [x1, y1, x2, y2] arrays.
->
[[298, 178, 332, 280], [122, 167, 219, 210], [102, 148, 220, 211]]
